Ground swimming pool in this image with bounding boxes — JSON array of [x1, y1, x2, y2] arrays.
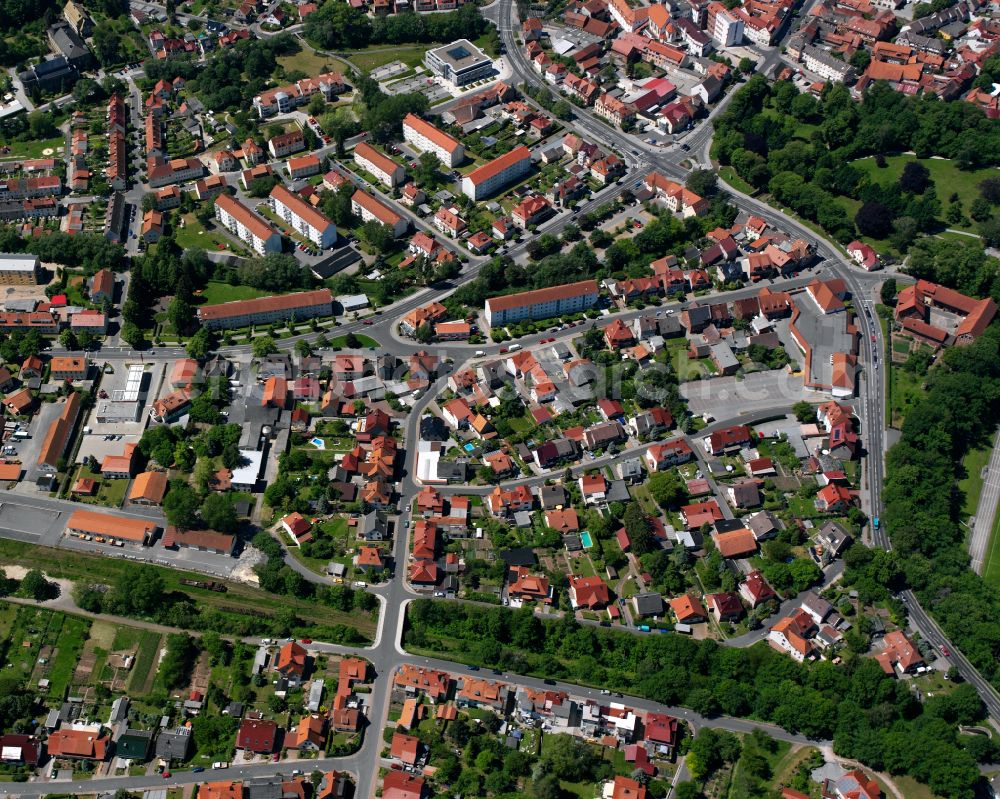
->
[[463, 442, 476, 452], [311, 437, 326, 450], [581, 531, 594, 548]]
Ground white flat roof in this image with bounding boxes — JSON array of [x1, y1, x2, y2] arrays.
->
[[231, 449, 264, 486], [0, 253, 39, 271]]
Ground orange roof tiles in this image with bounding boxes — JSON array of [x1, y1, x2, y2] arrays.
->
[[464, 145, 531, 187], [65, 509, 157, 543]]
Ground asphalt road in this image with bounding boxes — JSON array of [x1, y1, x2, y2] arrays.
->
[[7, 6, 1000, 795], [968, 425, 1000, 576]]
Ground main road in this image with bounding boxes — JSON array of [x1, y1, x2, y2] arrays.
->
[[9, 10, 998, 798]]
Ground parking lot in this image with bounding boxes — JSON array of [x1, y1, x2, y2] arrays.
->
[[681, 369, 813, 419], [17, 400, 65, 487], [386, 73, 452, 104], [371, 61, 411, 82], [788, 293, 855, 389], [0, 502, 63, 546]]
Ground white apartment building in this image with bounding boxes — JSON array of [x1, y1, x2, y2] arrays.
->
[[802, 45, 855, 82], [485, 280, 599, 327], [351, 189, 409, 238], [214, 193, 282, 256], [353, 143, 405, 188], [270, 184, 337, 250], [402, 113, 464, 167], [709, 5, 744, 46], [461, 145, 532, 201]]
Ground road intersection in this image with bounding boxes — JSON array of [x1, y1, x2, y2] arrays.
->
[[5, 6, 1000, 795]]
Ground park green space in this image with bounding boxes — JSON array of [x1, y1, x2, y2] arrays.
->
[[851, 155, 999, 228], [346, 44, 432, 72], [197, 280, 274, 304]]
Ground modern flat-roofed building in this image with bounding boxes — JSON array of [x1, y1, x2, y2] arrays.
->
[[425, 39, 493, 86], [402, 114, 464, 167], [354, 143, 405, 188], [485, 279, 599, 327], [461, 145, 532, 201], [270, 184, 337, 249], [215, 194, 282, 255], [351, 190, 409, 238], [0, 254, 40, 285], [197, 288, 334, 330], [65, 509, 158, 546]]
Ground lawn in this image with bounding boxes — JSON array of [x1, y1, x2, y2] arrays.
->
[[958, 437, 994, 524], [768, 745, 818, 793], [347, 44, 433, 73], [0, 135, 65, 161], [278, 48, 347, 76], [328, 333, 379, 349], [881, 774, 938, 799], [719, 165, 756, 196], [852, 155, 1000, 230], [887, 364, 924, 430], [198, 281, 273, 305], [45, 615, 90, 697], [981, 503, 1000, 590], [174, 214, 249, 255], [71, 465, 128, 508], [629, 483, 660, 516], [127, 630, 163, 694]]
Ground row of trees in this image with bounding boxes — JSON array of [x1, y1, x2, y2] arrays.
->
[[0, 228, 127, 272], [305, 3, 488, 51], [405, 600, 983, 797], [71, 561, 364, 642]]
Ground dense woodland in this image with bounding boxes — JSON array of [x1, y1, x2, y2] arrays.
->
[[712, 76, 1000, 243], [879, 326, 1000, 698]]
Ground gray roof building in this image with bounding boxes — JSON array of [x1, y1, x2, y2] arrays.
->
[[154, 728, 191, 761], [632, 592, 665, 617]]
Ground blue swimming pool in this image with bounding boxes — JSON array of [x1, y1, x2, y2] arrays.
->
[[311, 437, 326, 450], [581, 531, 594, 548], [463, 442, 476, 452]]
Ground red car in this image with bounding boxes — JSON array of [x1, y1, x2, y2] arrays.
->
[[300, 638, 312, 644], [499, 346, 509, 353], [162, 772, 171, 779], [363, 320, 373, 325], [941, 645, 950, 656]]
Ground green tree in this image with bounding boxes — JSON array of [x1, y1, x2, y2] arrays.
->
[[879, 277, 897, 306], [187, 327, 213, 359], [252, 335, 278, 358], [648, 470, 687, 508], [201, 493, 238, 533], [792, 401, 815, 423], [59, 329, 78, 351], [163, 480, 200, 529], [686, 169, 717, 198], [19, 569, 57, 601], [623, 501, 655, 554]]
